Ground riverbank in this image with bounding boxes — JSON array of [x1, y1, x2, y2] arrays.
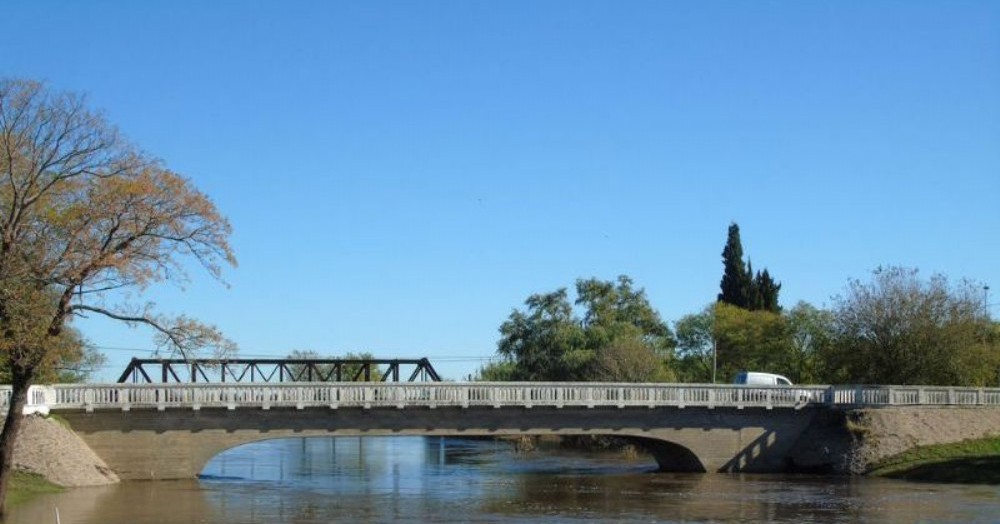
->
[[500, 434, 643, 460], [813, 407, 1000, 475], [870, 436, 1000, 483], [7, 472, 62, 507]]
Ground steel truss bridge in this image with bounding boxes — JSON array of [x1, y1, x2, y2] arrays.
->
[[116, 357, 442, 384]]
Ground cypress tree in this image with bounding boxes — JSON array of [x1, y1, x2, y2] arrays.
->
[[746, 259, 762, 310], [718, 223, 751, 308], [718, 223, 782, 312], [754, 269, 782, 313]]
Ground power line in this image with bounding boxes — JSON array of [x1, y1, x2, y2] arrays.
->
[[85, 344, 498, 362]]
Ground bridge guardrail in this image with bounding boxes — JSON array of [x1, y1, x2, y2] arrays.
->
[[827, 385, 1000, 407], [1, 383, 1000, 414]]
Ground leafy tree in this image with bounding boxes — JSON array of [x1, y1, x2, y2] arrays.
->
[[592, 335, 673, 382], [577, 276, 675, 358], [470, 359, 518, 381], [750, 268, 782, 313], [0, 79, 235, 513], [822, 266, 998, 386], [285, 349, 331, 381], [713, 302, 790, 381], [674, 306, 716, 382], [675, 301, 832, 384], [53, 343, 106, 383], [0, 281, 86, 384], [492, 276, 674, 382], [496, 289, 587, 381], [784, 301, 834, 384], [285, 350, 384, 381], [0, 283, 102, 383]]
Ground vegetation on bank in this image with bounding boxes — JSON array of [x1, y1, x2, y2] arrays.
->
[[870, 436, 1000, 484], [6, 471, 62, 507]]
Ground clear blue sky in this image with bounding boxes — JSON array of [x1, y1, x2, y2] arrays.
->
[[3, 1, 998, 381]]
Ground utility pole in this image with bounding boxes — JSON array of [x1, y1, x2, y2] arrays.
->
[[985, 285, 991, 318], [712, 338, 717, 384]]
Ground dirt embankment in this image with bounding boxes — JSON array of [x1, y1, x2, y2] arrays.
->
[[846, 407, 1000, 473], [791, 407, 1000, 474], [9, 415, 119, 487]]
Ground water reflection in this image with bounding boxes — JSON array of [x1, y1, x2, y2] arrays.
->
[[9, 436, 1000, 523]]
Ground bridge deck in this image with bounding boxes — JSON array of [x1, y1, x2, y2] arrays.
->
[[6, 383, 1000, 414]]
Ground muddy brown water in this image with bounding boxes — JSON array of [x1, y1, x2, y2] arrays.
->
[[9, 437, 1000, 523]]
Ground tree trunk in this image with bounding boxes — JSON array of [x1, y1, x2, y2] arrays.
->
[[0, 366, 34, 517]]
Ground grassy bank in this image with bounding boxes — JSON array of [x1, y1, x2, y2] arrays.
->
[[870, 436, 1000, 484], [7, 471, 63, 507]]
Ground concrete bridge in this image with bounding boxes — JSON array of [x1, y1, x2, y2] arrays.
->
[[8, 382, 1000, 480]]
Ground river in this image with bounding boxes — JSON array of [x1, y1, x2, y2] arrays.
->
[[8, 436, 1000, 523]]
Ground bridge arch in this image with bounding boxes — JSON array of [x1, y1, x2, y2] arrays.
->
[[623, 436, 705, 472], [183, 431, 688, 481], [59, 405, 817, 479]]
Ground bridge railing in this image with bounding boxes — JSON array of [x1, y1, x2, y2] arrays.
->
[[827, 386, 1000, 406], [2, 383, 1000, 414]]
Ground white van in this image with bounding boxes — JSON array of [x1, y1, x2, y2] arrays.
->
[[733, 371, 813, 404], [733, 371, 794, 386]]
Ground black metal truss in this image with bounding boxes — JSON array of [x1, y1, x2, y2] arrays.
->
[[116, 357, 442, 383]]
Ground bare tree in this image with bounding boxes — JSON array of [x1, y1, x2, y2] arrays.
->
[[0, 78, 236, 513]]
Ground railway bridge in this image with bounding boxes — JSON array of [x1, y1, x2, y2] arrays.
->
[[10, 382, 1000, 480]]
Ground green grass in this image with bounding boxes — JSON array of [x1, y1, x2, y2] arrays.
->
[[871, 436, 1000, 484], [6, 471, 63, 507], [44, 413, 72, 430]]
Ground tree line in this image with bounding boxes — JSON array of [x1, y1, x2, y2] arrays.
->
[[479, 223, 999, 388]]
